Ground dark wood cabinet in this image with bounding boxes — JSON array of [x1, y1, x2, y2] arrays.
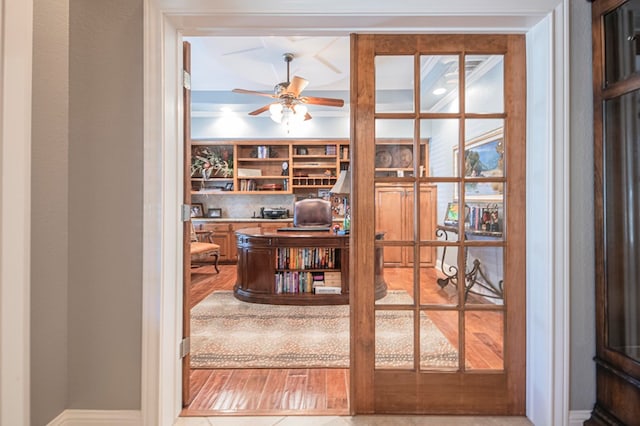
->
[[234, 227, 351, 305], [588, 1, 640, 424], [233, 227, 388, 305]]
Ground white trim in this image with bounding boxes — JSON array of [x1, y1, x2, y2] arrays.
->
[[553, 3, 571, 425], [142, 2, 572, 425], [569, 410, 592, 426], [0, 1, 33, 426], [141, 2, 184, 426], [141, 1, 162, 425], [47, 410, 141, 426], [524, 3, 571, 424]]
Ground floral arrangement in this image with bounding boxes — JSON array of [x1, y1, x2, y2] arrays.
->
[[191, 147, 233, 179]]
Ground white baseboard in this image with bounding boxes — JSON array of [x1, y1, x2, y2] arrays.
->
[[47, 410, 141, 426], [569, 410, 591, 426]]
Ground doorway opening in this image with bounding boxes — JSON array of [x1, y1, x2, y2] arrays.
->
[[181, 35, 353, 416], [179, 33, 524, 416]]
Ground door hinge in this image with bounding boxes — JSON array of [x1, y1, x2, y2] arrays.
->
[[180, 337, 190, 358], [183, 70, 191, 90], [181, 204, 191, 222]]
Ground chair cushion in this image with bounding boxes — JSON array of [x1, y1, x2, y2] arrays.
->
[[190, 242, 220, 256]]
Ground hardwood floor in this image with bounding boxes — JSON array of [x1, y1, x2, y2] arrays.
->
[[184, 368, 349, 416], [182, 263, 503, 415]]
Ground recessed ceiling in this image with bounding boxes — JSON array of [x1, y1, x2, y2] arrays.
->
[[186, 36, 351, 92]]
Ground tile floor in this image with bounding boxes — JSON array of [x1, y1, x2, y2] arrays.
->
[[174, 415, 533, 425]]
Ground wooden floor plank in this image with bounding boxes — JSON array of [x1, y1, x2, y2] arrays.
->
[[326, 369, 349, 410], [259, 369, 289, 411], [240, 369, 269, 410], [213, 369, 253, 411], [282, 370, 308, 410], [188, 369, 232, 411], [304, 368, 327, 410], [189, 369, 212, 403]]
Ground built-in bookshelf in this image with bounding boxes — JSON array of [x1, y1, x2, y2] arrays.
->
[[190, 139, 349, 196]]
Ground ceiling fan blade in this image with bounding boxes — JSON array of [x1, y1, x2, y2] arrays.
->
[[301, 95, 345, 108], [232, 88, 277, 99], [248, 104, 272, 116], [286, 76, 309, 97]]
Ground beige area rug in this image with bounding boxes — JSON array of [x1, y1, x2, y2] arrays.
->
[[190, 290, 458, 369]]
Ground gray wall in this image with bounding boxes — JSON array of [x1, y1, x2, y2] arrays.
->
[[67, 0, 143, 411], [570, 0, 596, 411], [31, 0, 69, 424]]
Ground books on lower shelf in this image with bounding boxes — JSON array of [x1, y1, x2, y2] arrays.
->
[[274, 270, 342, 294], [314, 286, 341, 294]]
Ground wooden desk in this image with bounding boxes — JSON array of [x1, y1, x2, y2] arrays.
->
[[234, 227, 387, 305]]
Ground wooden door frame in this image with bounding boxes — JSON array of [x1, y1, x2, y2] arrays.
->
[[181, 41, 193, 406], [140, 3, 573, 424]]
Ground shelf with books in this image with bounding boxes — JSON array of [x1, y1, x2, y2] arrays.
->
[[291, 142, 344, 191]]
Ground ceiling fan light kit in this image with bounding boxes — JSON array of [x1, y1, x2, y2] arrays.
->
[[232, 52, 344, 128]]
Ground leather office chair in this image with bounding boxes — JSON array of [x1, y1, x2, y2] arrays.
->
[[293, 198, 333, 227], [190, 224, 220, 273]]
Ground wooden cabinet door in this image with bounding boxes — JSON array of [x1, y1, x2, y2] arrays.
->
[[210, 231, 230, 261], [375, 185, 405, 266], [406, 185, 437, 267], [200, 223, 231, 262]]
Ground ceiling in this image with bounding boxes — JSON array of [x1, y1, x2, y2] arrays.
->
[[186, 35, 497, 119], [186, 35, 352, 118], [187, 36, 351, 91]]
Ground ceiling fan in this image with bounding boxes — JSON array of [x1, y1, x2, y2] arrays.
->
[[232, 53, 345, 122]]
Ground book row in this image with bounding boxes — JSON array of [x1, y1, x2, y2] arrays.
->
[[467, 205, 501, 233], [274, 271, 342, 294], [275, 247, 339, 270]]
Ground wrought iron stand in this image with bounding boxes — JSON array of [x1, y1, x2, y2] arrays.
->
[[435, 226, 504, 302]]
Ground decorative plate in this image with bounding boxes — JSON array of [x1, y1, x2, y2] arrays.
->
[[375, 150, 393, 168], [392, 147, 413, 168]]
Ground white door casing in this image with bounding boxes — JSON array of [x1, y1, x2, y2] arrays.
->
[[143, 1, 572, 425]]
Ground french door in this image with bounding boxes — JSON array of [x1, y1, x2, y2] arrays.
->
[[350, 34, 526, 414]]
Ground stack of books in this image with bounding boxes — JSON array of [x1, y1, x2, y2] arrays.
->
[[315, 271, 341, 294]]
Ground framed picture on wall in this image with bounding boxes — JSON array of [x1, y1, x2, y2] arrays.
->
[[190, 203, 204, 218], [453, 127, 504, 201], [443, 202, 459, 226]]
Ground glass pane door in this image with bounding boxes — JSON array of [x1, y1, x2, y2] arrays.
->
[[350, 33, 526, 414]]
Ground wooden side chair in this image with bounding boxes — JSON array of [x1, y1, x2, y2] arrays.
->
[[190, 224, 220, 273]]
